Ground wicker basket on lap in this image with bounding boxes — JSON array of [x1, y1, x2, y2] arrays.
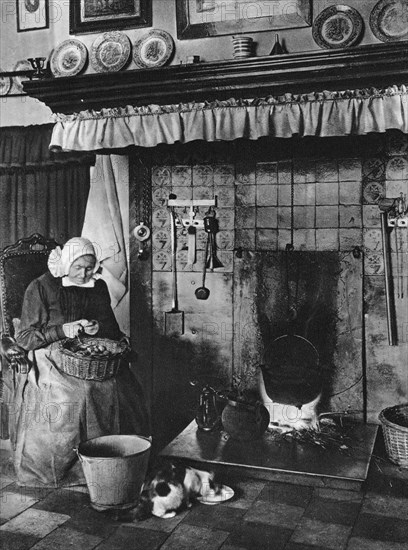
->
[[59, 337, 128, 381]]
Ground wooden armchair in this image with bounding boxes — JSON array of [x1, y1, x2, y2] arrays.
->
[[0, 234, 59, 337], [0, 234, 58, 438]]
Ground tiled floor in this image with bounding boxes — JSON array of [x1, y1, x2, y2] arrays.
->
[[1, 432, 407, 550]]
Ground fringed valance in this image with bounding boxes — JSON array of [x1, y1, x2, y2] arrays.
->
[[50, 86, 408, 152]]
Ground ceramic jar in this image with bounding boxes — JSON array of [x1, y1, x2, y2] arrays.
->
[[231, 36, 253, 58]]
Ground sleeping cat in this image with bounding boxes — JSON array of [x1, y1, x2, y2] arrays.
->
[[133, 461, 221, 520]]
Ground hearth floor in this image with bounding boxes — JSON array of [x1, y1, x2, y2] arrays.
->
[[160, 420, 378, 492], [1, 431, 408, 550]]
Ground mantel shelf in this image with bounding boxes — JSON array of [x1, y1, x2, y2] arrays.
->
[[23, 42, 408, 115]]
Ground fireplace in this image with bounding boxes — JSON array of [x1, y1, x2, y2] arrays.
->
[[128, 132, 404, 438], [22, 45, 408, 484], [126, 132, 408, 486]]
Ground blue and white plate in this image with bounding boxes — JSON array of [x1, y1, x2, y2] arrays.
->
[[90, 31, 131, 73], [370, 0, 408, 42], [312, 5, 364, 49], [133, 29, 174, 69], [50, 39, 88, 78], [0, 69, 12, 96]]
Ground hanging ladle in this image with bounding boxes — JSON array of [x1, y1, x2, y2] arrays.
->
[[195, 232, 210, 300]]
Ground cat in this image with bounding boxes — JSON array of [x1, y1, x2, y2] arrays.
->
[[133, 460, 221, 520]]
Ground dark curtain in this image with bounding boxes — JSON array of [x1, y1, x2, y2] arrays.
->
[[0, 125, 94, 437], [0, 124, 94, 250]]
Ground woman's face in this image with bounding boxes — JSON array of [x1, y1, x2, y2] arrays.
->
[[68, 255, 96, 285]]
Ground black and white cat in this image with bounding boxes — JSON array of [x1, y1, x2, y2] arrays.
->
[[134, 461, 221, 520]]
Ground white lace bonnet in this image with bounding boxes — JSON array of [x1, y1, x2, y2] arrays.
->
[[48, 237, 100, 278]]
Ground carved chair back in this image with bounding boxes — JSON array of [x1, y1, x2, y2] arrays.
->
[[0, 234, 59, 337]]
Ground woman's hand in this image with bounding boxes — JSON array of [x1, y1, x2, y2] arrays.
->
[[0, 334, 30, 373], [83, 320, 99, 336], [62, 320, 87, 339]]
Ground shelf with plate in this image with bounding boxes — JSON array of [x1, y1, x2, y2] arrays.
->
[[0, 57, 49, 97], [22, 42, 408, 115], [0, 69, 37, 97]]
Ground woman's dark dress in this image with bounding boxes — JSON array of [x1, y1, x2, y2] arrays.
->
[[8, 272, 150, 487]]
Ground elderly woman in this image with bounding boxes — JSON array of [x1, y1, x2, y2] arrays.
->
[[8, 237, 150, 487]]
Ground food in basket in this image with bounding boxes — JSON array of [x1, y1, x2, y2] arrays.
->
[[73, 343, 112, 358], [59, 337, 127, 381], [62, 338, 125, 360]]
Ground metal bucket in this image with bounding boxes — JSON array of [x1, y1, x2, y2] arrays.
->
[[76, 435, 151, 511]]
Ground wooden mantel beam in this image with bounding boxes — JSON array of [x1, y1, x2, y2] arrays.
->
[[23, 43, 408, 115]]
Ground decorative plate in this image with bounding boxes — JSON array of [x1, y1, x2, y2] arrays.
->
[[312, 5, 364, 49], [0, 69, 12, 96], [370, 0, 408, 42], [90, 31, 131, 73], [133, 29, 174, 69], [50, 39, 88, 78], [13, 59, 32, 93]]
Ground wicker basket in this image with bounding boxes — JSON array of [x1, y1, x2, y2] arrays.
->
[[378, 404, 408, 468], [59, 337, 127, 381]]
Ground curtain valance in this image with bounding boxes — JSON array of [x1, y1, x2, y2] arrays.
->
[[0, 124, 95, 173], [50, 86, 408, 152]]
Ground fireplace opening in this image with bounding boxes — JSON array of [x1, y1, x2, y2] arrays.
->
[[130, 132, 406, 482]]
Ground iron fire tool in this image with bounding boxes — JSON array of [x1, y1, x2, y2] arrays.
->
[[195, 209, 223, 300], [165, 195, 184, 336], [166, 198, 219, 301], [204, 209, 223, 271], [195, 229, 210, 300], [378, 194, 408, 346]]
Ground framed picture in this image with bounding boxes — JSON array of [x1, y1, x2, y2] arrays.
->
[[176, 0, 312, 40], [17, 0, 49, 32], [70, 0, 151, 34]]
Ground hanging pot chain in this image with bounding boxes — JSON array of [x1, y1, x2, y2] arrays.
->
[[288, 161, 295, 252], [285, 160, 298, 322], [285, 249, 299, 322]]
